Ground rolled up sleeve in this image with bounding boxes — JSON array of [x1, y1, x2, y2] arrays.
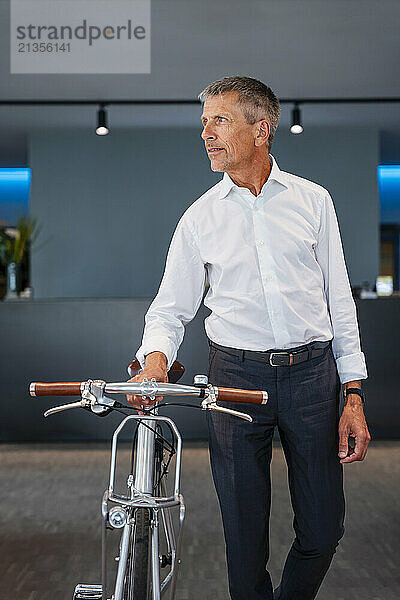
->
[[315, 193, 368, 384], [136, 214, 206, 369]]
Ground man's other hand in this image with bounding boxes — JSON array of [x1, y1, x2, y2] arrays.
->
[[126, 352, 168, 411], [338, 396, 371, 464]]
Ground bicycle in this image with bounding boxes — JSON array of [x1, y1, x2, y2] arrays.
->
[[29, 359, 268, 600]]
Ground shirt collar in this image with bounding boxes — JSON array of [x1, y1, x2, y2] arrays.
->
[[218, 154, 288, 200]]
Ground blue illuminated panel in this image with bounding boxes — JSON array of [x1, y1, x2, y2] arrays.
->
[[378, 165, 400, 224], [0, 168, 31, 226]]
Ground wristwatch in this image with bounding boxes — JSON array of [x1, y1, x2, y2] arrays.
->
[[343, 387, 365, 404]]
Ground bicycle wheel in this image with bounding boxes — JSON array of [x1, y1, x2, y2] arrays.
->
[[123, 508, 152, 600]]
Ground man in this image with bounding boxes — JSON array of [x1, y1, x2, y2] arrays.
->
[[128, 76, 371, 600]]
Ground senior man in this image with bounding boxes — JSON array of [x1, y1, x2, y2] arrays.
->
[[129, 76, 371, 600]]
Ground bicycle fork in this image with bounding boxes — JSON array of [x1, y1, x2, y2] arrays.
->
[[102, 415, 185, 600]]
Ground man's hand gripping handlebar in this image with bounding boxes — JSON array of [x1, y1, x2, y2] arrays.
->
[[29, 361, 268, 423]]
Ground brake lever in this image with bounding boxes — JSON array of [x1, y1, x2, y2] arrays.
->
[[198, 383, 253, 422], [43, 379, 115, 418], [206, 401, 253, 422], [44, 399, 90, 418]]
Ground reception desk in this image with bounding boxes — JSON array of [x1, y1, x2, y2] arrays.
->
[[1, 298, 399, 441]]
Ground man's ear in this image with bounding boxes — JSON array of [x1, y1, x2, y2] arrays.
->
[[255, 120, 270, 147]]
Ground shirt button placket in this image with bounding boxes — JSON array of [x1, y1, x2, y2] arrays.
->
[[254, 207, 280, 343]]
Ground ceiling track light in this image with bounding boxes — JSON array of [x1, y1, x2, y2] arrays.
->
[[290, 103, 303, 134], [1, 97, 399, 138], [96, 104, 109, 136]]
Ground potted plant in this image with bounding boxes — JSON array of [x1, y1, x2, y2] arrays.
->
[[0, 216, 39, 299]]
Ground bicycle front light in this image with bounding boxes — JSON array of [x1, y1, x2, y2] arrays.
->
[[108, 506, 128, 529]]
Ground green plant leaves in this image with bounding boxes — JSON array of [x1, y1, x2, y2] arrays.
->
[[0, 216, 39, 265]]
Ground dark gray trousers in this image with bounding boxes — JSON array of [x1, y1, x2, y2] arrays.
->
[[206, 341, 345, 600]]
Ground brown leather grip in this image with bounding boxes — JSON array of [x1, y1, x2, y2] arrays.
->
[[127, 359, 185, 384], [30, 382, 83, 397], [216, 387, 267, 404]]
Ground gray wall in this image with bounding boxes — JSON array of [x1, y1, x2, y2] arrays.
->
[[29, 128, 219, 299], [30, 125, 379, 298], [380, 131, 400, 164]]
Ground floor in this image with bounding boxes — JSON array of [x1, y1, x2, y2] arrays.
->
[[0, 440, 399, 600]]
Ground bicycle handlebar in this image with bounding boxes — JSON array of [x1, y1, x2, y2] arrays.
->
[[29, 380, 268, 405]]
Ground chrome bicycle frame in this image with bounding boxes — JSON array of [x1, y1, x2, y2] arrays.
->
[[101, 413, 185, 600]]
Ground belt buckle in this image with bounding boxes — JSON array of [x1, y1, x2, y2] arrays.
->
[[269, 352, 293, 367]]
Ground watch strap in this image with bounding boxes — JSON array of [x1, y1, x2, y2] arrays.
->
[[343, 387, 364, 404]]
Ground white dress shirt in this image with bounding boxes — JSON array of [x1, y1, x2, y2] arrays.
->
[[137, 155, 367, 384]]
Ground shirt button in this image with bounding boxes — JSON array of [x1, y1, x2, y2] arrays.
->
[[264, 274, 273, 282], [256, 240, 264, 247]]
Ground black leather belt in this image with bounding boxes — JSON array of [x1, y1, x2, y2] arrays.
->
[[209, 340, 331, 367]]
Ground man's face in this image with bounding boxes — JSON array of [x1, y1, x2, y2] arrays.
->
[[201, 92, 258, 173]]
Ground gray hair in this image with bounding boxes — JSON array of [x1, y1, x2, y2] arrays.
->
[[198, 76, 280, 151]]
